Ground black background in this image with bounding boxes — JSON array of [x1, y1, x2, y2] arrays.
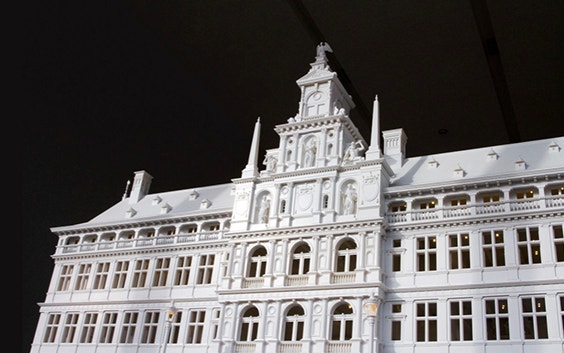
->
[[23, 1, 563, 351]]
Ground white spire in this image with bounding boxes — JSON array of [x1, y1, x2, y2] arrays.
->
[[241, 117, 261, 178], [365, 95, 382, 160]]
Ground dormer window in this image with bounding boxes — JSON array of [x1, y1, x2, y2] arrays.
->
[[516, 190, 535, 199], [483, 194, 500, 203], [450, 199, 467, 206], [550, 186, 564, 196], [419, 201, 436, 209], [389, 202, 407, 212]]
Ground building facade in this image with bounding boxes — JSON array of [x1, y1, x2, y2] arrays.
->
[[29, 44, 564, 353]]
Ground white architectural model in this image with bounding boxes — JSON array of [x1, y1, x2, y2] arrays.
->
[[29, 44, 564, 353]]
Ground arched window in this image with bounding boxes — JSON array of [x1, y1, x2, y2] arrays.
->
[[283, 305, 305, 341], [290, 243, 311, 275], [248, 246, 267, 278], [239, 306, 260, 341], [331, 302, 354, 340], [335, 239, 357, 272]]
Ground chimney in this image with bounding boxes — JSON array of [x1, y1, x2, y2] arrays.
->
[[382, 129, 407, 170], [129, 170, 153, 204]]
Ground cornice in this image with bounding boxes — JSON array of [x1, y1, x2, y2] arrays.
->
[[51, 211, 233, 235]]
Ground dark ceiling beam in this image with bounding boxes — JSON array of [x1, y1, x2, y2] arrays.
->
[[470, 0, 521, 142], [286, 0, 372, 134]]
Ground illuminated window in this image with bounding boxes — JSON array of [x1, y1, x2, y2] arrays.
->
[[389, 202, 407, 212], [517, 227, 541, 264], [449, 233, 470, 269], [485, 298, 509, 340], [516, 190, 535, 199], [521, 296, 548, 339], [482, 194, 501, 203], [450, 198, 467, 206], [419, 201, 436, 209], [416, 236, 437, 271], [482, 230, 505, 267]]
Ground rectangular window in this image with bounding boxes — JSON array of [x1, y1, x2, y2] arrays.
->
[[559, 295, 564, 337], [74, 263, 92, 290], [57, 265, 74, 291], [449, 233, 470, 269], [186, 310, 206, 344], [517, 227, 542, 264], [93, 262, 111, 290], [174, 256, 192, 286], [152, 257, 171, 287], [61, 313, 80, 343], [390, 304, 402, 341], [169, 311, 182, 344], [392, 239, 401, 272], [211, 308, 221, 340], [80, 313, 98, 343], [131, 259, 150, 288], [419, 201, 436, 209], [390, 203, 407, 212], [119, 311, 138, 344], [416, 236, 437, 271], [450, 198, 467, 206], [522, 296, 548, 339], [112, 261, 129, 289], [99, 312, 118, 344], [483, 194, 500, 203], [516, 190, 535, 199], [140, 311, 160, 344], [391, 321, 401, 341], [43, 313, 61, 343], [485, 298, 509, 340], [450, 300, 472, 341], [553, 224, 564, 262], [482, 230, 505, 267], [197, 254, 215, 284], [416, 302, 437, 342]]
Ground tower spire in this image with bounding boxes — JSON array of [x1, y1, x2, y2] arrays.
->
[[241, 117, 261, 178], [365, 95, 382, 160]]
